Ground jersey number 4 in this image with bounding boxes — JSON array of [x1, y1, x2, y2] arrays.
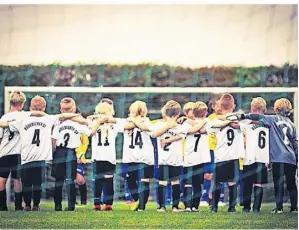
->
[[31, 129, 41, 147]]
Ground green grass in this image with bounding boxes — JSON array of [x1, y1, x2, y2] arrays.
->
[[0, 203, 297, 229]]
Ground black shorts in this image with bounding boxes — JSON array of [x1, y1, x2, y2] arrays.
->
[[51, 147, 77, 181], [21, 161, 46, 185], [0, 154, 21, 179], [214, 159, 239, 183], [243, 163, 268, 184], [127, 163, 154, 181], [158, 165, 182, 181], [93, 161, 116, 179], [183, 164, 204, 185]]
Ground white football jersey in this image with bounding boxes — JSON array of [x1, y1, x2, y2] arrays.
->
[[239, 119, 270, 165], [0, 111, 30, 158], [156, 121, 187, 166], [205, 119, 245, 163], [122, 120, 155, 165], [8, 115, 59, 165], [91, 119, 125, 165], [52, 120, 91, 149], [183, 123, 211, 167]]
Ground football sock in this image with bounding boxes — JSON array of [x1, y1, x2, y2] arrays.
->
[[228, 184, 237, 209], [253, 186, 263, 211], [193, 182, 202, 209], [127, 176, 138, 202], [22, 182, 32, 207], [79, 183, 87, 204], [202, 179, 211, 202], [242, 180, 253, 210], [94, 178, 104, 205], [54, 181, 64, 205], [0, 190, 6, 208], [14, 192, 22, 209], [104, 177, 114, 205], [184, 186, 192, 208], [138, 181, 150, 210], [172, 184, 180, 208], [158, 184, 166, 208], [212, 183, 221, 208], [219, 183, 225, 202], [33, 183, 42, 207]]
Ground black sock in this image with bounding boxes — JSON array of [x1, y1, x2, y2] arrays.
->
[[79, 183, 87, 204], [14, 192, 22, 209], [54, 181, 64, 205], [0, 190, 6, 208], [172, 184, 180, 208], [193, 183, 202, 209], [22, 183, 32, 207], [94, 178, 104, 205], [253, 186, 263, 212], [138, 181, 150, 210], [184, 187, 192, 209], [105, 177, 114, 205], [158, 184, 166, 208], [229, 184, 237, 209], [212, 183, 221, 209], [242, 180, 253, 210], [127, 176, 138, 202], [33, 183, 42, 207]]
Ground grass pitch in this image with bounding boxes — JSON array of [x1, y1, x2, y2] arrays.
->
[[0, 202, 297, 229]]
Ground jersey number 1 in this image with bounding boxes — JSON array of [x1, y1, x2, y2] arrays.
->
[[31, 129, 40, 147]]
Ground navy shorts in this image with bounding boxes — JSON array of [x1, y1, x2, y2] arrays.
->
[[0, 154, 21, 179]]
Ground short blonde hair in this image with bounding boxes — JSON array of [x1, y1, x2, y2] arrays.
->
[[274, 98, 293, 116], [30, 95, 46, 111], [95, 102, 114, 115], [220, 93, 235, 111], [60, 97, 76, 113], [129, 101, 148, 117], [100, 98, 115, 115], [193, 101, 208, 118], [9, 91, 26, 107], [164, 100, 181, 117], [183, 102, 195, 114], [251, 97, 267, 113]]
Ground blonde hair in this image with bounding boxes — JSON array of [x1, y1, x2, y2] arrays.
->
[[9, 91, 26, 107], [95, 102, 114, 116], [183, 102, 195, 114], [251, 97, 267, 113], [274, 98, 293, 116], [129, 101, 148, 117], [60, 97, 76, 113], [193, 101, 208, 118], [220, 93, 235, 111], [164, 100, 181, 117], [30, 95, 46, 111]]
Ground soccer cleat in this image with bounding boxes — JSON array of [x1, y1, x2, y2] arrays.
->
[[172, 207, 183, 213], [32, 206, 40, 211], [253, 209, 260, 214], [218, 201, 227, 206], [130, 201, 139, 211], [290, 208, 298, 213], [23, 206, 31, 212], [210, 207, 218, 213], [184, 207, 192, 212], [104, 205, 113, 211], [0, 206, 8, 211], [191, 207, 200, 212], [137, 209, 145, 212], [271, 208, 283, 214], [200, 201, 209, 207], [227, 207, 236, 213], [15, 206, 23, 211], [64, 207, 75, 211], [157, 207, 166, 212], [55, 204, 62, 211], [94, 205, 101, 211], [242, 208, 250, 213]]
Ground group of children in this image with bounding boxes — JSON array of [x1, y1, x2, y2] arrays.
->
[[0, 90, 297, 214]]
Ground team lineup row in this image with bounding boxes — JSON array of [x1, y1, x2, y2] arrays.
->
[[0, 91, 297, 214]]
